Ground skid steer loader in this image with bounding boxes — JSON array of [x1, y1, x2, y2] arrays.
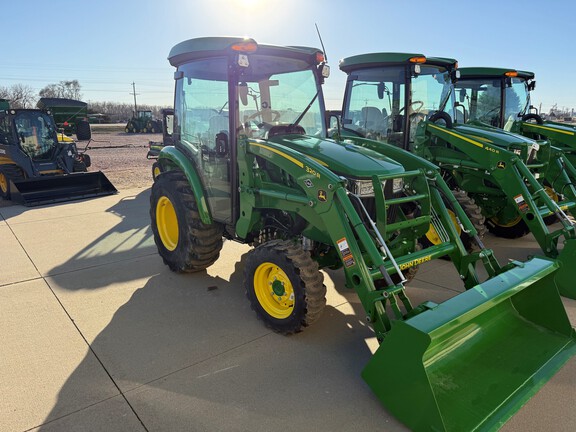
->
[[0, 107, 117, 206], [455, 66, 576, 166], [337, 52, 576, 299], [149, 37, 576, 432]]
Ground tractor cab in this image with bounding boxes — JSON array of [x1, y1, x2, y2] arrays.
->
[[454, 67, 534, 131], [10, 110, 59, 161], [339, 53, 457, 150]]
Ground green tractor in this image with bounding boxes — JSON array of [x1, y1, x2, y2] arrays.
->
[[455, 66, 576, 166], [337, 52, 576, 299], [149, 37, 576, 432], [0, 107, 117, 206], [125, 110, 163, 133]]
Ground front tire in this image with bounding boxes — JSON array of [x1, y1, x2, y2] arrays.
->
[[244, 239, 326, 334], [150, 171, 223, 272]]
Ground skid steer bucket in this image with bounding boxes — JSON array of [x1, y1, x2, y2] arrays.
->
[[362, 257, 576, 432], [10, 172, 117, 207]]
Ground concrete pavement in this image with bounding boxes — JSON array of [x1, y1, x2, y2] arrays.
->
[[1, 188, 575, 432]]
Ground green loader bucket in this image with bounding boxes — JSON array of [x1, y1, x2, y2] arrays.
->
[[553, 238, 576, 299], [10, 172, 117, 207], [362, 257, 576, 432]]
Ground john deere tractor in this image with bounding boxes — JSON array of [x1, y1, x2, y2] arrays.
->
[[455, 66, 576, 166], [149, 37, 576, 432], [0, 106, 116, 206], [125, 110, 162, 133], [337, 52, 576, 299]]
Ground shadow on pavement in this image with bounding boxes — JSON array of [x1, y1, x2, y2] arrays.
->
[[37, 255, 387, 431]]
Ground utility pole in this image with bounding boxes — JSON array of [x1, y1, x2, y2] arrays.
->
[[130, 82, 139, 116]]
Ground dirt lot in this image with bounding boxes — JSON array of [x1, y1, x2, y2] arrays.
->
[[0, 124, 158, 207], [85, 125, 158, 190]]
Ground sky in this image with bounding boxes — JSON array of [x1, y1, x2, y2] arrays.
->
[[1, 0, 574, 112]]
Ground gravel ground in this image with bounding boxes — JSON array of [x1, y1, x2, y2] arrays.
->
[[0, 125, 159, 207]]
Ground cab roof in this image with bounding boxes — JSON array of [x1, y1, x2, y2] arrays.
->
[[458, 67, 535, 80], [168, 37, 322, 67], [339, 52, 457, 72]]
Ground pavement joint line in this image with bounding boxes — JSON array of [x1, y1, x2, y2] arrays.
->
[[43, 251, 159, 278], [22, 395, 122, 432], [0, 276, 43, 288]]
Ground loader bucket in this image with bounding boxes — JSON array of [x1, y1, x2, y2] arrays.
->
[[362, 257, 576, 432], [10, 172, 117, 207], [553, 238, 576, 299]]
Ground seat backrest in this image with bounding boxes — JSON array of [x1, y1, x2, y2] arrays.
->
[[361, 106, 384, 130]]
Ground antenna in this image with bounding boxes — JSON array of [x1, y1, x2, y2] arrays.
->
[[315, 23, 328, 62]]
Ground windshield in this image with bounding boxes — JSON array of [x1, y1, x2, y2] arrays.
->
[[14, 111, 58, 160], [455, 78, 502, 126], [409, 65, 454, 140], [237, 57, 325, 138], [505, 78, 530, 120], [342, 64, 453, 148]]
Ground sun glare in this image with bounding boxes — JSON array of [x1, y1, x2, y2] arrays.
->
[[235, 0, 261, 5]]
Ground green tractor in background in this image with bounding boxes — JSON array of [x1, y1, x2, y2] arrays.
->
[[149, 37, 576, 432], [125, 109, 163, 133], [337, 52, 576, 299], [455, 66, 576, 167]]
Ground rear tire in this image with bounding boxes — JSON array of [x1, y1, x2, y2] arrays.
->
[[486, 215, 529, 239], [150, 171, 223, 272], [244, 239, 326, 334], [76, 120, 92, 141]]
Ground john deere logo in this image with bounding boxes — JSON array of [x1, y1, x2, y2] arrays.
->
[[318, 190, 327, 202], [497, 161, 506, 169]]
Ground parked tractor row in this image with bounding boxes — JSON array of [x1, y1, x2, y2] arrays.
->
[[148, 37, 576, 432]]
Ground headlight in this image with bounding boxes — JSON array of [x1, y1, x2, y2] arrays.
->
[[348, 178, 404, 197]]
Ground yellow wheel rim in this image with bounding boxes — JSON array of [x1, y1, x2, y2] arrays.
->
[[425, 210, 461, 245], [156, 196, 179, 251], [153, 166, 161, 179], [0, 172, 7, 194], [490, 214, 523, 228], [253, 262, 295, 319], [544, 185, 559, 203]]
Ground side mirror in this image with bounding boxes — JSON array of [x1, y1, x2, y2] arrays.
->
[[459, 88, 467, 103], [451, 69, 460, 82], [215, 131, 229, 156], [528, 80, 536, 91], [377, 82, 385, 100], [238, 83, 248, 106]]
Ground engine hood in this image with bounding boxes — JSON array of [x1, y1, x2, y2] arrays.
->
[[452, 123, 539, 148], [268, 134, 405, 178]]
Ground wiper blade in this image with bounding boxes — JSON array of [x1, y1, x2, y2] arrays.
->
[[289, 91, 319, 128]]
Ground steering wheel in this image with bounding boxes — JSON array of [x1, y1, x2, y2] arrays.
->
[[479, 107, 500, 124], [398, 100, 424, 115], [248, 109, 281, 123]]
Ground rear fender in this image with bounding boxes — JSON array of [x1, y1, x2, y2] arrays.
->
[[158, 146, 211, 224]]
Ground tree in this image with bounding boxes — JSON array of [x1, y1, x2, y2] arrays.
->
[[39, 80, 83, 100], [0, 83, 36, 108]]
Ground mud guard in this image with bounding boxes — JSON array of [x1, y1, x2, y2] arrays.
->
[[10, 172, 117, 207], [362, 257, 576, 432]]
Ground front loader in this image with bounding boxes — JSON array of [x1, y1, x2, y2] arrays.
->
[[338, 53, 576, 299], [0, 107, 117, 206], [149, 37, 576, 432]]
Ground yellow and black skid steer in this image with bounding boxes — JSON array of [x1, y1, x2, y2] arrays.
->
[[0, 107, 116, 206]]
